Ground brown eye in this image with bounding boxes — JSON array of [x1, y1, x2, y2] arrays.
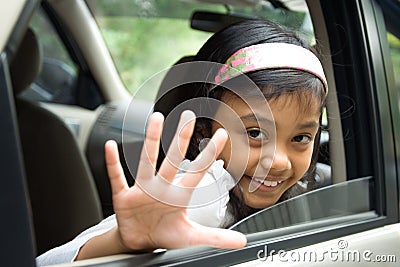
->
[[292, 135, 312, 144], [247, 128, 269, 142]]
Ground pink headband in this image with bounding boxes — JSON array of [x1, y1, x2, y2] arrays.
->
[[214, 43, 328, 93]]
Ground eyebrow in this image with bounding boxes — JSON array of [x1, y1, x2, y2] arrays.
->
[[240, 113, 274, 125], [240, 113, 319, 130], [297, 121, 319, 130]]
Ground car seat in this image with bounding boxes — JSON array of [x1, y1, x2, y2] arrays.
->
[[9, 28, 102, 255], [153, 56, 196, 168]]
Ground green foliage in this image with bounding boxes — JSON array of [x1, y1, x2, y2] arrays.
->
[[29, 9, 77, 73], [91, 0, 310, 99], [87, 0, 225, 19], [388, 33, 400, 86], [388, 32, 400, 49], [98, 17, 211, 98]]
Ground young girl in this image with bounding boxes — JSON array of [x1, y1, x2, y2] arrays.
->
[[37, 19, 327, 265]]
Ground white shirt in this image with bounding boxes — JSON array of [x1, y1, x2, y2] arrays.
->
[[36, 160, 235, 266]]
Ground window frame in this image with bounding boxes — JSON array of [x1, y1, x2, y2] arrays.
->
[[353, 0, 399, 221], [373, 0, 400, 220]]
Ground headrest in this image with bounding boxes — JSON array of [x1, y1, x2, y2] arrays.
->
[[154, 55, 196, 117], [10, 28, 42, 96], [155, 55, 195, 104]]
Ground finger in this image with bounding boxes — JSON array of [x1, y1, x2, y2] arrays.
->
[[105, 140, 128, 195], [158, 110, 196, 182], [181, 128, 228, 188], [190, 225, 247, 249], [136, 112, 164, 180]]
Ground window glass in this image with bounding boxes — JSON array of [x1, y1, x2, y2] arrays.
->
[[86, 0, 314, 99], [231, 177, 373, 233], [25, 8, 78, 104]]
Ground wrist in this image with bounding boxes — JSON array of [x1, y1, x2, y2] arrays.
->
[[110, 226, 156, 253], [109, 227, 132, 254], [76, 226, 131, 261]]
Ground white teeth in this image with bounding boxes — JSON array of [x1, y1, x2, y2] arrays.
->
[[254, 178, 282, 187]]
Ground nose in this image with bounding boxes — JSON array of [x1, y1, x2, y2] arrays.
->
[[261, 144, 291, 171]]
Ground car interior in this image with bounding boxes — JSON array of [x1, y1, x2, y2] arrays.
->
[[3, 0, 399, 265], [9, 3, 336, 255]]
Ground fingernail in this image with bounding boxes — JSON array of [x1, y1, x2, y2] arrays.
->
[[151, 111, 164, 121], [215, 128, 228, 138], [248, 178, 261, 193], [181, 110, 195, 121]]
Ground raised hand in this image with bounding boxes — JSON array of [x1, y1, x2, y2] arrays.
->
[[105, 110, 246, 253]]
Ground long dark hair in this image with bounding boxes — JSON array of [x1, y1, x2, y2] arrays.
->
[[157, 19, 327, 225]]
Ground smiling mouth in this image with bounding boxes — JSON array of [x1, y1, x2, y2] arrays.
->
[[253, 177, 283, 187]]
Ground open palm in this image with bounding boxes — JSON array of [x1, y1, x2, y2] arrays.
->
[[105, 111, 246, 252]]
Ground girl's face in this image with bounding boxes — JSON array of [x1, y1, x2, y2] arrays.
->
[[211, 91, 321, 209]]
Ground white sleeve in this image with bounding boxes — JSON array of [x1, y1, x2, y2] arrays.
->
[[179, 160, 236, 228], [36, 215, 117, 266]]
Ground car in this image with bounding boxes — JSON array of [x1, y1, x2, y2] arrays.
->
[[1, 0, 399, 266]]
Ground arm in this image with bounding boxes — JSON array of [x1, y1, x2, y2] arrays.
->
[[77, 111, 246, 260], [36, 215, 118, 266], [76, 226, 131, 260]]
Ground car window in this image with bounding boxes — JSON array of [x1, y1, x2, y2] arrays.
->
[[22, 8, 79, 104], [86, 0, 314, 100]]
